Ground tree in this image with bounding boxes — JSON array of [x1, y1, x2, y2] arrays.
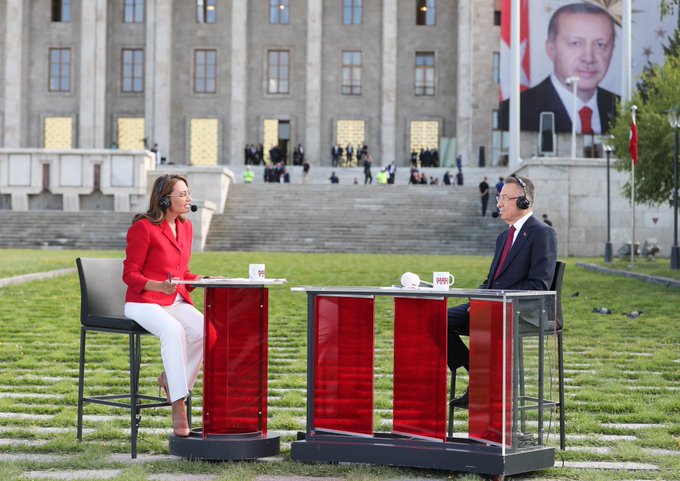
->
[[609, 54, 680, 206]]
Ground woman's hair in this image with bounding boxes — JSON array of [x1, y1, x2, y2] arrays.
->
[[132, 174, 189, 225]]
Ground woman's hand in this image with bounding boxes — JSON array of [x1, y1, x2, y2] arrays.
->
[[145, 280, 177, 295]]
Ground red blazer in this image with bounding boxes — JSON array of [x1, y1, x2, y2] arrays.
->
[[123, 218, 198, 305]]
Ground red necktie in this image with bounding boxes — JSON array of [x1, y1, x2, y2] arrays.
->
[[493, 225, 516, 282], [579, 106, 594, 134]]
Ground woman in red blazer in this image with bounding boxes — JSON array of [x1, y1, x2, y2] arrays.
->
[[123, 174, 206, 437]]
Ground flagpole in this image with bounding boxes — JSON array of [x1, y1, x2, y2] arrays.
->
[[630, 105, 637, 267], [508, 0, 520, 169], [622, 0, 632, 101]]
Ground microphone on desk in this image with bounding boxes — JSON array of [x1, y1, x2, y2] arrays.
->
[[491, 211, 499, 218], [189, 204, 198, 212]]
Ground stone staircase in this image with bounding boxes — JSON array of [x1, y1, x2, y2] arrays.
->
[[0, 211, 132, 250], [0, 185, 506, 255], [205, 184, 505, 255]]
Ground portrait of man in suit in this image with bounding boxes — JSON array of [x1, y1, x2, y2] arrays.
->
[[447, 176, 558, 408], [500, 3, 619, 134]]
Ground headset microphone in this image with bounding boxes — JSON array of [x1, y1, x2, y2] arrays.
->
[[189, 204, 198, 212], [492, 212, 500, 218]]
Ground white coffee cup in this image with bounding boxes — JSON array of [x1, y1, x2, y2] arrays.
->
[[400, 272, 421, 288], [249, 263, 266, 281], [433, 272, 454, 290]]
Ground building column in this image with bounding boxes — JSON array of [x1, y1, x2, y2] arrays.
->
[[305, 0, 323, 165], [455, 0, 473, 164], [3, 0, 23, 147], [79, 0, 107, 148], [145, 0, 173, 161], [229, 1, 248, 165], [380, 0, 398, 166]]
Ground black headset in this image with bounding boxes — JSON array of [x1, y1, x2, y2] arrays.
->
[[157, 174, 171, 210], [512, 175, 531, 210]]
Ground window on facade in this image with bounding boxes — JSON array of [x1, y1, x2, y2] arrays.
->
[[416, 0, 435, 26], [494, 10, 501, 26], [343, 0, 362, 25], [122, 49, 144, 93], [194, 49, 217, 93], [415, 52, 435, 96], [267, 50, 289, 94], [52, 0, 71, 22], [44, 117, 73, 149], [492, 52, 500, 84], [49, 48, 71, 92], [341, 51, 362, 95], [124, 0, 144, 23], [197, 0, 217, 23], [492, 110, 509, 166], [270, 0, 289, 24]]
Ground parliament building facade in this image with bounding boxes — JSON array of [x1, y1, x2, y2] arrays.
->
[[0, 0, 505, 167]]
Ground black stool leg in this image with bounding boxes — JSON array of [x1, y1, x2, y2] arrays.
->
[[518, 335, 527, 434], [447, 370, 457, 437], [77, 328, 87, 441], [186, 393, 192, 429], [558, 330, 566, 450], [129, 334, 139, 459]]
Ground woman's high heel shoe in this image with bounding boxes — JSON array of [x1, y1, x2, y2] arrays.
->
[[171, 401, 190, 437], [157, 372, 171, 403]]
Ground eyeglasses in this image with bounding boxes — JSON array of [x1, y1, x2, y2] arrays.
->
[[496, 195, 522, 203], [170, 190, 191, 198]]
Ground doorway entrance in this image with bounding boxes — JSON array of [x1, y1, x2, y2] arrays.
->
[[263, 119, 290, 164]]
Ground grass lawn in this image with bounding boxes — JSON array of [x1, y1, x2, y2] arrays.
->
[[0, 249, 678, 481]]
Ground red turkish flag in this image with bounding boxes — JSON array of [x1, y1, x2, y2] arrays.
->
[[629, 116, 638, 166]]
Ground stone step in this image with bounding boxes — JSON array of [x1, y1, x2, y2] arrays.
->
[[205, 183, 504, 254]]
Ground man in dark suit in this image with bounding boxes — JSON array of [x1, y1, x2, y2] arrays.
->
[[448, 175, 557, 407], [499, 3, 618, 133]]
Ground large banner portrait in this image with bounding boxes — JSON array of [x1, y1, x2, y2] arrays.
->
[[498, 0, 678, 134]]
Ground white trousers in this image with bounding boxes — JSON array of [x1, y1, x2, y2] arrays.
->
[[124, 296, 203, 403]]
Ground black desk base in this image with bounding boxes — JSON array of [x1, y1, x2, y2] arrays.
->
[[291, 432, 554, 477], [170, 429, 280, 460]]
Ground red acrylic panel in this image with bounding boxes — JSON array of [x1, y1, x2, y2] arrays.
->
[[313, 296, 374, 436], [468, 299, 514, 447], [393, 297, 448, 441], [202, 287, 268, 437]]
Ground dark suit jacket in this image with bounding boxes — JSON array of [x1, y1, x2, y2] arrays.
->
[[499, 76, 619, 133], [482, 215, 557, 291]]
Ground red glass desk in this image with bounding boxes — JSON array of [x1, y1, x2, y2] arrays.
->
[[290, 286, 558, 477], [169, 278, 285, 460]]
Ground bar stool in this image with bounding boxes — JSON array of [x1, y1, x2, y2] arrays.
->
[[75, 257, 191, 458]]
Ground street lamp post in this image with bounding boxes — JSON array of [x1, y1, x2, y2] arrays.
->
[[566, 76, 580, 160], [668, 109, 680, 270], [602, 136, 614, 262]]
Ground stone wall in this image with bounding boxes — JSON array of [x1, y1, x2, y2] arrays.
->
[[517, 158, 673, 258]]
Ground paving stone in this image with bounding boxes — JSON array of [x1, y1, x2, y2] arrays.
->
[[148, 475, 219, 481], [561, 461, 659, 471], [256, 477, 343, 481], [0, 392, 62, 399], [567, 434, 637, 442], [601, 423, 667, 430], [626, 385, 680, 391], [567, 446, 612, 454], [109, 453, 178, 464], [0, 453, 66, 463], [0, 412, 54, 421], [0, 426, 94, 435], [642, 448, 680, 456], [23, 470, 122, 480], [0, 438, 50, 446]]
